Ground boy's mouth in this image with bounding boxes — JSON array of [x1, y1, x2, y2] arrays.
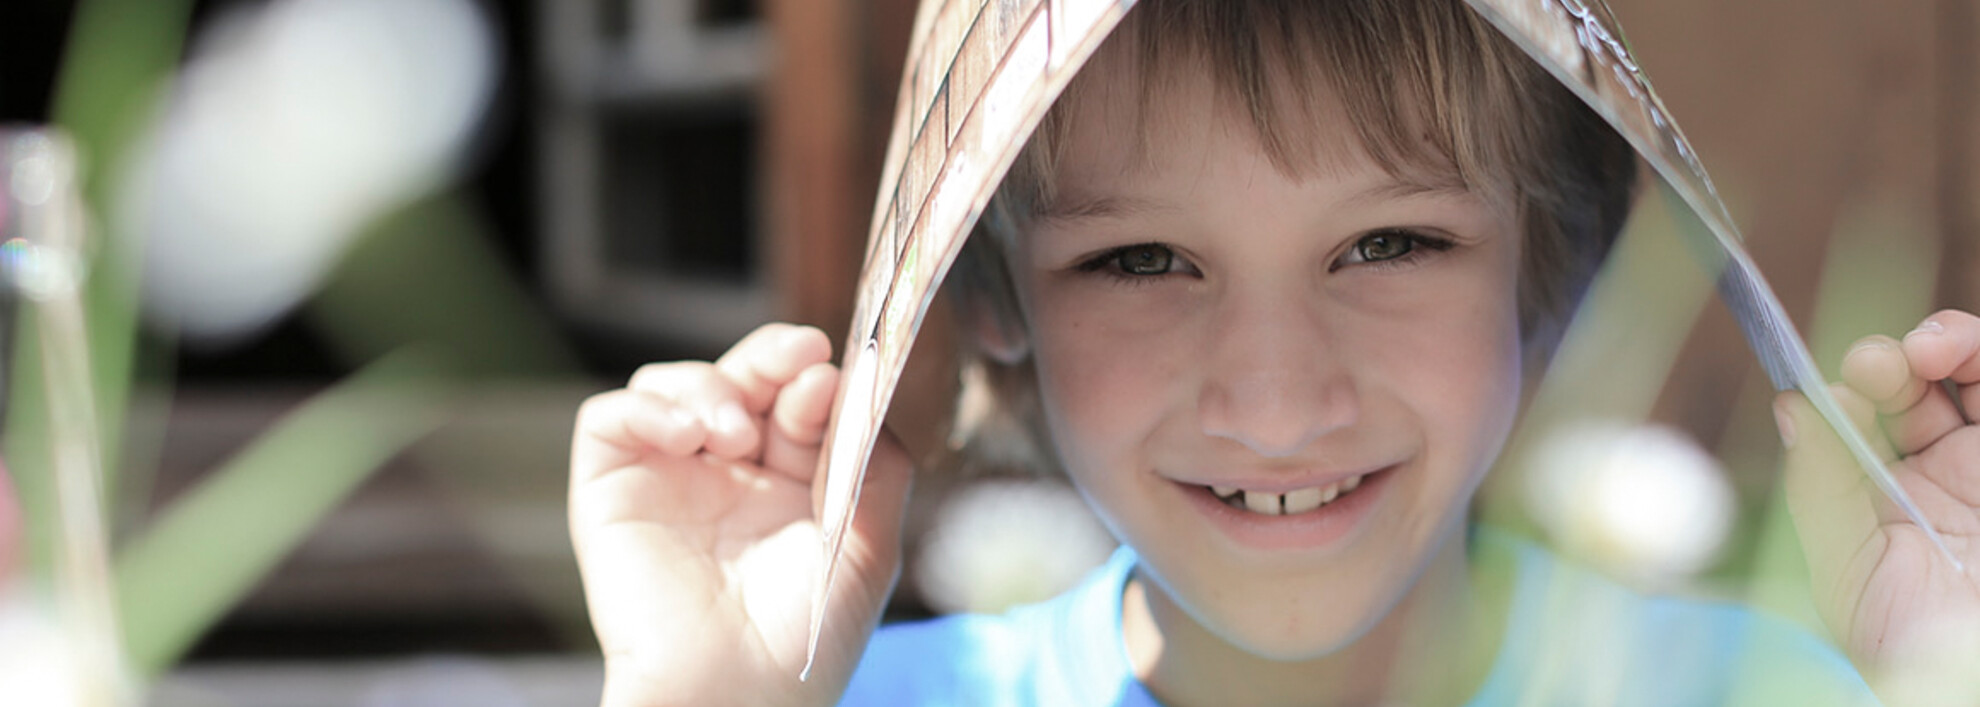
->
[[1207, 474, 1367, 516]]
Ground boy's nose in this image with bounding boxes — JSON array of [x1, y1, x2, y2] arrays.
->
[[1197, 299, 1360, 458]]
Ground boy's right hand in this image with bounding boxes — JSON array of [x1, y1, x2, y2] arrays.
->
[[570, 323, 915, 707]]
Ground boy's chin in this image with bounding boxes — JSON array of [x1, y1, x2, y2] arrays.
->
[[1212, 611, 1382, 663], [1166, 584, 1394, 663]]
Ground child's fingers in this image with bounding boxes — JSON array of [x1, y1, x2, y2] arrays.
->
[[1841, 336, 1966, 457], [571, 389, 709, 483], [773, 362, 841, 448], [1903, 310, 1980, 413], [1779, 386, 1897, 524], [1841, 336, 1927, 411], [628, 362, 762, 460], [1841, 381, 1901, 463], [761, 362, 841, 482], [840, 427, 916, 588], [714, 323, 835, 415]]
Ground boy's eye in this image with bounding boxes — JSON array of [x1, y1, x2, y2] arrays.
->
[[1335, 229, 1452, 270], [1115, 244, 1176, 275], [1354, 232, 1414, 262], [1076, 243, 1189, 278]]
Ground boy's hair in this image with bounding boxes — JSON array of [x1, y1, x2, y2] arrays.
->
[[944, 0, 1638, 473]]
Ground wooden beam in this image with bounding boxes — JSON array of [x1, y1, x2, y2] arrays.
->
[[764, 0, 865, 338]]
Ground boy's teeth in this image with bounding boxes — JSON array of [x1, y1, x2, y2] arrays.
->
[[1283, 487, 1323, 514], [1244, 490, 1282, 515], [1217, 473, 1368, 516]]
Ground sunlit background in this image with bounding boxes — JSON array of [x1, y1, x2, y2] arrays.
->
[[0, 0, 1974, 704]]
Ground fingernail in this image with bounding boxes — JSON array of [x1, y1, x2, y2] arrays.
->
[[1772, 399, 1797, 449], [1845, 338, 1894, 358], [1907, 320, 1945, 339]]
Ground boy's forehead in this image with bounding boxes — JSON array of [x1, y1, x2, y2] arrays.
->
[[1044, 57, 1471, 218], [1035, 178, 1481, 231], [1045, 43, 1471, 212]]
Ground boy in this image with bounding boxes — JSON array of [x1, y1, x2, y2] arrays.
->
[[568, 0, 1979, 704]]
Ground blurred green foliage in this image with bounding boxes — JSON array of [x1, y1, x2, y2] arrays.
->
[[8, 0, 587, 686]]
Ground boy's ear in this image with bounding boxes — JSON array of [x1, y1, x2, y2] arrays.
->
[[960, 289, 1031, 365]]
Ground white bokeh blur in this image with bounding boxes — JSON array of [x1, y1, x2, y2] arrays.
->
[[126, 0, 495, 342], [915, 478, 1117, 616], [0, 590, 86, 707], [1526, 421, 1737, 584]]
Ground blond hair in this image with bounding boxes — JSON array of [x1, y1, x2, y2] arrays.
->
[[945, 0, 1638, 473]]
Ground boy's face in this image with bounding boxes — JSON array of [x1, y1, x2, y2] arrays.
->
[[1007, 64, 1526, 659]]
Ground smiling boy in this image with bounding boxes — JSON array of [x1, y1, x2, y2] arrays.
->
[[568, 1, 1978, 705]]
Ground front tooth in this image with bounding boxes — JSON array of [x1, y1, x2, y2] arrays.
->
[[1212, 485, 1238, 499], [1321, 483, 1340, 503], [1283, 487, 1323, 514], [1244, 490, 1282, 515]]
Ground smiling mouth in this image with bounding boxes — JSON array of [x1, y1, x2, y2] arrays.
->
[[1206, 474, 1367, 516]]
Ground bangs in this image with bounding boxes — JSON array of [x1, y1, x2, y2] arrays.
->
[[998, 0, 1552, 225]]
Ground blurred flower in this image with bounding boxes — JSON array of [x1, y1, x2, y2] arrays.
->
[[1526, 421, 1736, 584], [125, 0, 495, 342], [915, 478, 1116, 615]]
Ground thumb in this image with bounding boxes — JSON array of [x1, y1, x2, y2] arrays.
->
[[1776, 388, 1883, 619], [806, 427, 914, 681], [843, 427, 915, 589]]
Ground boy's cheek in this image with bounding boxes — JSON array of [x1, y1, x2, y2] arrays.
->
[[1030, 301, 1193, 400]]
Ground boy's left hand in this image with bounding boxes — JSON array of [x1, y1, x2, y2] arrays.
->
[[1779, 309, 1980, 699]]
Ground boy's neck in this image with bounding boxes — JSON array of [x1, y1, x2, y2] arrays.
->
[[1122, 525, 1513, 707]]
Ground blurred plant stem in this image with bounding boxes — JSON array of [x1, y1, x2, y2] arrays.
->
[[307, 194, 596, 646], [6, 0, 194, 577], [115, 348, 457, 676], [38, 286, 129, 707], [0, 4, 187, 701], [51, 0, 195, 504], [8, 129, 136, 707], [101, 192, 580, 675], [104, 192, 583, 674], [9, 0, 585, 684]]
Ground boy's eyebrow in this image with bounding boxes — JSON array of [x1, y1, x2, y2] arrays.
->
[[1345, 179, 1475, 206], [1033, 179, 1478, 224], [1034, 194, 1178, 224]]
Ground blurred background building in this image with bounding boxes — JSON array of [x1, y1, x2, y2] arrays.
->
[[0, 0, 1975, 703]]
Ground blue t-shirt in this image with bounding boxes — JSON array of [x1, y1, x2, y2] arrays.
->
[[843, 535, 1877, 706]]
